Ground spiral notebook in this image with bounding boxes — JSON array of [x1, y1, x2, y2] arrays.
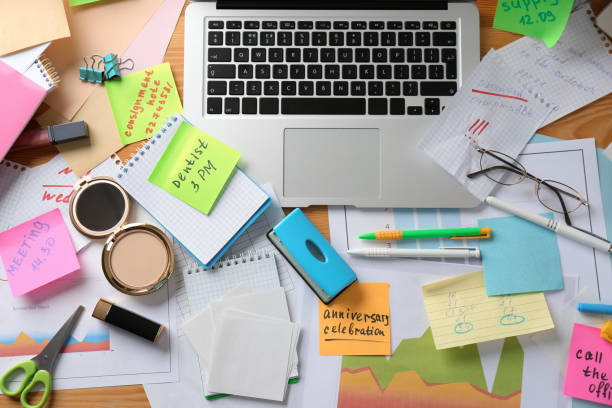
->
[[93, 114, 271, 268], [0, 55, 60, 160]]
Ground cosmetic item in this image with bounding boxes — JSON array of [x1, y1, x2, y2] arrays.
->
[[69, 176, 174, 295], [92, 298, 164, 342], [11, 121, 88, 152]]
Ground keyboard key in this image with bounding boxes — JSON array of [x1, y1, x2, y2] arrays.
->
[[407, 106, 423, 115], [263, 21, 278, 29], [369, 21, 384, 29], [243, 32, 258, 45], [359, 65, 374, 79], [433, 32, 456, 46], [245, 21, 260, 29], [273, 64, 288, 79], [420, 81, 457, 96], [316, 81, 332, 95], [286, 48, 301, 62], [342, 64, 357, 79], [351, 21, 367, 29], [229, 81, 244, 95], [351, 81, 366, 95], [295, 32, 310, 46], [423, 21, 438, 30], [238, 64, 253, 78], [261, 32, 275, 45], [334, 81, 349, 95], [303, 49, 318, 62], [425, 98, 440, 115], [338, 48, 353, 62], [441, 48, 457, 62], [226, 21, 242, 29], [298, 21, 313, 29], [255, 65, 271, 79], [224, 98, 239, 114], [416, 32, 430, 46], [381, 32, 395, 46], [208, 21, 223, 29], [411, 65, 426, 79], [260, 98, 279, 114], [329, 32, 344, 46], [207, 97, 222, 114], [246, 81, 262, 95], [312, 32, 326, 46], [208, 48, 231, 62], [394, 65, 410, 79], [347, 32, 361, 46], [208, 31, 223, 45], [368, 81, 383, 95], [280, 21, 295, 29], [264, 81, 279, 95], [334, 21, 349, 29], [368, 98, 387, 114], [364, 32, 378, 46], [390, 48, 404, 62], [387, 21, 402, 29], [278, 32, 292, 46], [321, 48, 335, 62], [425, 48, 440, 63], [225, 32, 240, 45], [242, 98, 257, 114], [441, 21, 456, 30], [373, 48, 387, 62], [282, 98, 366, 114], [406, 48, 422, 63], [325, 65, 340, 79], [207, 81, 227, 95], [316, 21, 331, 29], [442, 48, 457, 79], [356, 49, 370, 62], [398, 32, 413, 46], [390, 98, 405, 115], [290, 65, 306, 79], [234, 48, 249, 62], [281, 81, 297, 95], [307, 64, 323, 79], [377, 65, 392, 79], [251, 48, 266, 62], [405, 21, 420, 29], [428, 65, 444, 80], [385, 81, 401, 96], [403, 81, 418, 96], [208, 64, 235, 78], [269, 48, 284, 62], [299, 81, 314, 95]]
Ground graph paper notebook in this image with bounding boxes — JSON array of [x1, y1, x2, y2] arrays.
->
[[99, 114, 270, 268]]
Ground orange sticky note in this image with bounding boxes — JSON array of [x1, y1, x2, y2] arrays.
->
[[319, 282, 390, 356]]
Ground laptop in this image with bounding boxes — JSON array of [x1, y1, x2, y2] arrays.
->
[[184, 0, 481, 208]]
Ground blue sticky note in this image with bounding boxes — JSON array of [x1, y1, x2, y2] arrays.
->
[[573, 398, 609, 408], [479, 213, 563, 296]]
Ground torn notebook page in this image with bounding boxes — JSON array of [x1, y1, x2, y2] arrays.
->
[[497, 6, 612, 126], [418, 50, 553, 201]]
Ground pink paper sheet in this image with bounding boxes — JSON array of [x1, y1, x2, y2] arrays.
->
[[564, 323, 612, 406], [0, 209, 80, 297]]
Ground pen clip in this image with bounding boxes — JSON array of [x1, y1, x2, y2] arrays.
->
[[450, 227, 490, 240], [571, 226, 611, 244]]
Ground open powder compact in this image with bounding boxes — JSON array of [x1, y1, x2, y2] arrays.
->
[[69, 177, 174, 295]]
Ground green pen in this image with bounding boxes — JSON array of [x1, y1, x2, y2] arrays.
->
[[358, 227, 491, 240]]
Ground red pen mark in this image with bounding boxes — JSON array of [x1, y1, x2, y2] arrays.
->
[[468, 119, 480, 132], [463, 118, 490, 145], [42, 185, 72, 188], [471, 89, 528, 103], [478, 121, 490, 135]]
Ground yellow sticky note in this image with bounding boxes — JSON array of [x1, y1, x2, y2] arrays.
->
[[422, 271, 554, 350], [319, 282, 390, 356]]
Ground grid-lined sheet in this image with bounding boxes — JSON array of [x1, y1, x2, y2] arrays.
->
[[106, 114, 270, 267], [497, 7, 612, 126]]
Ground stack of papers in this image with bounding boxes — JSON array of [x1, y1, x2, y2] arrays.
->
[[183, 285, 300, 401]]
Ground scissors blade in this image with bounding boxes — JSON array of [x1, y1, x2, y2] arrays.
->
[[32, 306, 84, 372]]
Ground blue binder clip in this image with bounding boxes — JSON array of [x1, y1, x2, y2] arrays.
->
[[103, 53, 134, 80], [268, 209, 357, 304], [79, 55, 105, 84]]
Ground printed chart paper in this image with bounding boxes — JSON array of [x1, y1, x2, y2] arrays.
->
[[149, 121, 241, 214], [422, 270, 554, 349], [105, 62, 182, 144], [319, 283, 391, 355], [0, 209, 79, 297]]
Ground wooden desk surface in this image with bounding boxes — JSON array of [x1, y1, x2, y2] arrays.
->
[[1, 0, 611, 406]]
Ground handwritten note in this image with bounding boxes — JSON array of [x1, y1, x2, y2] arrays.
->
[[148, 121, 241, 215], [422, 271, 554, 350], [105, 62, 182, 145], [564, 323, 612, 405], [319, 282, 390, 355], [493, 0, 574, 47], [0, 209, 80, 297]]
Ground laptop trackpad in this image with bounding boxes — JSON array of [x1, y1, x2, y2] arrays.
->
[[283, 128, 381, 198]]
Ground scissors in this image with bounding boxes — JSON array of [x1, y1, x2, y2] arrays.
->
[[0, 306, 83, 408]]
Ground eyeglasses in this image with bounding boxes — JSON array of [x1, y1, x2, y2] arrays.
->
[[467, 145, 588, 226]]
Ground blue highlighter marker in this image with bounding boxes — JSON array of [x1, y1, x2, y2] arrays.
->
[[577, 303, 612, 314]]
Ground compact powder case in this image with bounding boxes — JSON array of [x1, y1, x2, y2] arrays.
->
[[69, 177, 174, 295]]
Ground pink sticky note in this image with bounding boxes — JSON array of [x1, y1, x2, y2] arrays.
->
[[0, 209, 80, 296], [564, 323, 612, 405]]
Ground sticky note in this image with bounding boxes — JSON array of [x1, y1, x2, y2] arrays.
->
[[564, 323, 612, 405], [493, 0, 574, 47], [422, 271, 554, 350], [69, 0, 103, 5], [0, 209, 80, 297], [319, 282, 390, 355], [105, 62, 182, 145], [479, 213, 563, 296], [148, 121, 241, 214]]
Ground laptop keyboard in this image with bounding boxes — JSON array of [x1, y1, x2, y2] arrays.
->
[[204, 18, 458, 115]]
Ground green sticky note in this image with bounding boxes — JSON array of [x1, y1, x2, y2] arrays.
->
[[493, 0, 574, 47], [69, 0, 103, 6], [148, 121, 241, 215], [105, 62, 182, 145]]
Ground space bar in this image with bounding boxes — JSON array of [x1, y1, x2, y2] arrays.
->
[[281, 98, 366, 115]]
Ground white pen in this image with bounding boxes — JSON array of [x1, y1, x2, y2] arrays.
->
[[485, 196, 612, 253], [347, 247, 481, 259]]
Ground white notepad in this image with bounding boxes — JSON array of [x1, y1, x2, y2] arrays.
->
[[93, 114, 270, 268]]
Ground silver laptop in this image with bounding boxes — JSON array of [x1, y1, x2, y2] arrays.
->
[[184, 0, 481, 208]]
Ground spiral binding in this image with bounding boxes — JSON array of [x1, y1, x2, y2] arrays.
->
[[0, 159, 28, 173], [587, 7, 612, 52], [36, 54, 61, 88], [116, 114, 180, 179], [185, 249, 273, 274]]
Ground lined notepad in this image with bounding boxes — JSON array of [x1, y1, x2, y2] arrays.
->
[[422, 270, 554, 350]]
